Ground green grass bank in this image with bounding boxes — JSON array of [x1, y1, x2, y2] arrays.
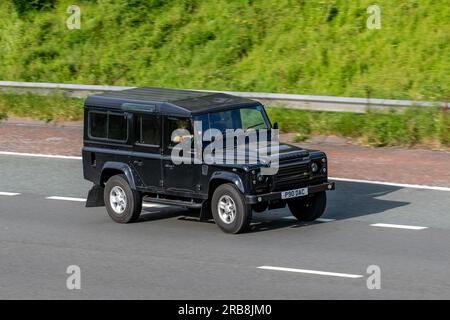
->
[[0, 0, 449, 101]]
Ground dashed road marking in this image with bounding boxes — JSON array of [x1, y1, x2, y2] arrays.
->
[[0, 192, 21, 196], [44, 197, 168, 208], [282, 216, 336, 223], [370, 223, 428, 230], [257, 266, 363, 279], [46, 196, 86, 202], [317, 218, 336, 222]]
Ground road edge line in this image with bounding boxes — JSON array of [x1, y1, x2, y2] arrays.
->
[[330, 177, 450, 192]]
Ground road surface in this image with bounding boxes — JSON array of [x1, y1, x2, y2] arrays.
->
[[1, 154, 450, 299]]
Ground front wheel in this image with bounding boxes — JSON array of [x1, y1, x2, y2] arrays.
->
[[211, 184, 252, 234], [104, 174, 142, 223], [288, 191, 327, 222]]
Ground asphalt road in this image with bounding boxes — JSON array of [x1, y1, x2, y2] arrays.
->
[[1, 155, 450, 299]]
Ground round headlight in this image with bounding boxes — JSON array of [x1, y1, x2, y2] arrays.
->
[[311, 162, 319, 173]]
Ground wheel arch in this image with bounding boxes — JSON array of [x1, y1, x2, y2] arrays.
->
[[208, 171, 245, 197], [100, 162, 136, 189]]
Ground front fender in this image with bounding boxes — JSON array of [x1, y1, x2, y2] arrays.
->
[[209, 171, 245, 194]]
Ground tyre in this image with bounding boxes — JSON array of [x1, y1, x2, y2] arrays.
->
[[288, 191, 327, 222], [104, 174, 142, 223], [211, 183, 252, 234]]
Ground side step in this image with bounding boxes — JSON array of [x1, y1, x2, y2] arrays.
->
[[143, 196, 203, 209]]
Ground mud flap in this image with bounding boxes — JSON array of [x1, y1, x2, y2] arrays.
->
[[86, 184, 105, 207], [199, 200, 211, 221]]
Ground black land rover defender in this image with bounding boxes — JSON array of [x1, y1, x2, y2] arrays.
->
[[82, 87, 335, 234]]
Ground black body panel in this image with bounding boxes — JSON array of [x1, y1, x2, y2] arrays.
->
[[82, 87, 334, 210]]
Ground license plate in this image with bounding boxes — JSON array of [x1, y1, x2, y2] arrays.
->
[[281, 187, 308, 199]]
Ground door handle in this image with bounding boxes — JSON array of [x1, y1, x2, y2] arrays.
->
[[133, 160, 143, 166], [165, 163, 174, 169]]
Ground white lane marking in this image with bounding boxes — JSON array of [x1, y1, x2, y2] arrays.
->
[[257, 266, 363, 279], [0, 192, 21, 196], [46, 196, 86, 202], [317, 218, 336, 222], [370, 223, 428, 230], [282, 216, 336, 222], [330, 177, 450, 192], [45, 197, 167, 207], [0, 151, 81, 160]]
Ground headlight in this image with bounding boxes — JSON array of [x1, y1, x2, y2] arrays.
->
[[311, 162, 319, 173]]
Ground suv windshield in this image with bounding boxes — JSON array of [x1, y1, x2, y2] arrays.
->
[[195, 105, 270, 133]]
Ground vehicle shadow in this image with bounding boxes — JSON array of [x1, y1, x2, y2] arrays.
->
[[249, 181, 410, 233], [137, 181, 411, 233], [139, 207, 205, 223]]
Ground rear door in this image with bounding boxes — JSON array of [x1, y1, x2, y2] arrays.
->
[[131, 113, 163, 190]]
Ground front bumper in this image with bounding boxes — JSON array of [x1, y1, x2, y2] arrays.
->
[[245, 181, 335, 204]]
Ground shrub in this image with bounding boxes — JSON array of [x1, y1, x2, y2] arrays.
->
[[11, 0, 56, 16]]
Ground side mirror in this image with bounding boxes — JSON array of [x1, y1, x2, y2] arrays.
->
[[273, 122, 279, 130]]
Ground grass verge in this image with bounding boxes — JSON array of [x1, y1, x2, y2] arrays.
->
[[0, 92, 83, 122], [266, 106, 450, 148], [0, 93, 448, 148]]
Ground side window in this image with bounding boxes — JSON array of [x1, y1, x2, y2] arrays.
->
[[165, 117, 193, 148], [88, 111, 128, 141], [137, 114, 160, 146], [109, 114, 128, 141], [89, 112, 107, 139]]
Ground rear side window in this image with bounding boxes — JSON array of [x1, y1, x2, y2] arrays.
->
[[89, 111, 128, 141], [137, 114, 160, 146], [89, 112, 107, 138], [108, 114, 127, 140]]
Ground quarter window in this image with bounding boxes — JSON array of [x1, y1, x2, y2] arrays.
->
[[89, 112, 107, 139], [89, 111, 128, 141]]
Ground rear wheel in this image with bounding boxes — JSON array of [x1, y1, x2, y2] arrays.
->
[[288, 191, 326, 222], [211, 184, 252, 234], [104, 174, 142, 223]]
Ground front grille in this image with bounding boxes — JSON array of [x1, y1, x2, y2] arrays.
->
[[272, 161, 310, 191]]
